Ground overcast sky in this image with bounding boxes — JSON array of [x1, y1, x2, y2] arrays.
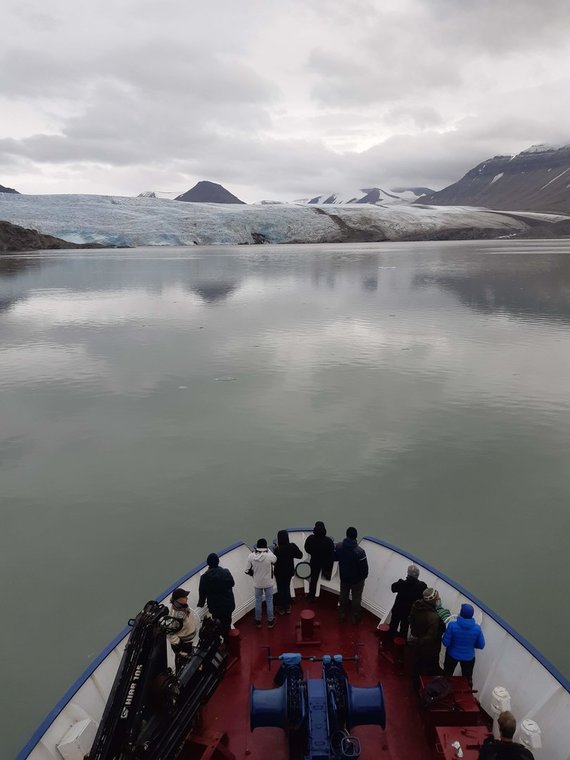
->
[[1, 0, 569, 201]]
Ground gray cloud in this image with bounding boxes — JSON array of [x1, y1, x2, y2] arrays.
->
[[1, 0, 569, 201]]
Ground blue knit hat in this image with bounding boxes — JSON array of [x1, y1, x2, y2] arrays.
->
[[460, 603, 474, 619]]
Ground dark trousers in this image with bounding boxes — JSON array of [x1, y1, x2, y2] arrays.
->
[[308, 561, 324, 599], [411, 645, 441, 689], [389, 609, 410, 638], [276, 576, 292, 611], [172, 641, 193, 673], [339, 579, 365, 622], [444, 652, 475, 683], [211, 612, 232, 639]]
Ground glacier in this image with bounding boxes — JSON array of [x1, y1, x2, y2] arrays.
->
[[0, 193, 566, 248]]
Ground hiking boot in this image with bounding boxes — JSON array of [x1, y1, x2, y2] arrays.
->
[[286, 607, 292, 614], [267, 619, 276, 629], [255, 621, 262, 629]]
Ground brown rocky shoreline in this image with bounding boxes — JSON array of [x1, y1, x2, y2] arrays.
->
[[0, 221, 111, 252]]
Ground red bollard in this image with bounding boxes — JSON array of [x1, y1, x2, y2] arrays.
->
[[227, 628, 241, 659], [300, 610, 315, 639], [296, 609, 321, 645]]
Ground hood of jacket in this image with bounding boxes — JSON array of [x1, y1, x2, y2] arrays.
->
[[253, 548, 270, 561], [457, 615, 477, 631]]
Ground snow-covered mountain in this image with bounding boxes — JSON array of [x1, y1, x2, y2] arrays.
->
[[137, 191, 179, 200], [297, 186, 434, 206], [419, 144, 570, 214], [1, 193, 567, 247]]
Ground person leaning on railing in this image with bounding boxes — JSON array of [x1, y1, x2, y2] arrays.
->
[[478, 711, 534, 759]]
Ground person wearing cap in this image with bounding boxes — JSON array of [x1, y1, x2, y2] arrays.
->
[[197, 553, 236, 638], [478, 711, 534, 759], [168, 588, 198, 672], [442, 603, 486, 684], [409, 587, 446, 688], [334, 527, 369, 624], [389, 564, 427, 638], [245, 538, 277, 629], [304, 521, 335, 601]]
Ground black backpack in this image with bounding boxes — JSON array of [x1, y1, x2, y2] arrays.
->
[[420, 676, 454, 709]]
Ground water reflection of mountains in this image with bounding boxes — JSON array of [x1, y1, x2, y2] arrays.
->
[[0, 251, 384, 313], [417, 256, 570, 323]]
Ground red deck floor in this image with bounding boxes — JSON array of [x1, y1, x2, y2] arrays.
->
[[198, 590, 439, 759]]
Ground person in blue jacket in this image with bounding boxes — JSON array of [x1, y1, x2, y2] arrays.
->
[[443, 603, 485, 684]]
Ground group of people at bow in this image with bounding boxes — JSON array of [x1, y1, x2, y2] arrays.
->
[[245, 523, 369, 629], [165, 526, 532, 759], [389, 562, 486, 688]]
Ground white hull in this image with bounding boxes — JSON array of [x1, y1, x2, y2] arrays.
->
[[18, 532, 569, 760]]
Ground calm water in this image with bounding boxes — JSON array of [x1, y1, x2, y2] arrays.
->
[[1, 240, 569, 755]]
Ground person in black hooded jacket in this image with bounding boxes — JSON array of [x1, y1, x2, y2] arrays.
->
[[273, 529, 303, 614], [334, 527, 369, 623], [197, 552, 236, 637], [304, 521, 335, 600]]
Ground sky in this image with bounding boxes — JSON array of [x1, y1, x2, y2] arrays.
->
[[1, 0, 570, 202]]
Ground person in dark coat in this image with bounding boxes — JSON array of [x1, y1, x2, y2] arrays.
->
[[304, 521, 335, 600], [478, 711, 534, 759], [409, 587, 445, 688], [197, 553, 236, 638], [334, 527, 369, 623], [273, 530, 303, 615], [443, 603, 485, 684], [389, 564, 427, 638]]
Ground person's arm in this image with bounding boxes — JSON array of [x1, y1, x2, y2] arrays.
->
[[226, 569, 235, 588], [358, 548, 369, 580], [442, 622, 453, 648], [304, 535, 313, 553], [197, 575, 206, 608], [292, 543, 303, 559], [268, 550, 277, 564], [475, 628, 485, 650], [245, 556, 253, 575], [391, 580, 402, 593]]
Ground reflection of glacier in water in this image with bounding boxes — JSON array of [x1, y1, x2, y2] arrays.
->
[[1, 241, 570, 760]]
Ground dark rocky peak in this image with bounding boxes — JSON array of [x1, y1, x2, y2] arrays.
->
[[175, 181, 245, 204], [0, 183, 20, 194]]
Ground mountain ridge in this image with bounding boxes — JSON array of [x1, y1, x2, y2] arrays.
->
[[419, 144, 570, 214]]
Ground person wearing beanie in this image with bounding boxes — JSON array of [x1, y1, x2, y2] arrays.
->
[[197, 553, 236, 638], [304, 521, 335, 601], [442, 602, 486, 684], [168, 588, 198, 672], [272, 530, 303, 615], [408, 587, 446, 688], [389, 564, 427, 638], [334, 527, 369, 624], [244, 538, 277, 629]]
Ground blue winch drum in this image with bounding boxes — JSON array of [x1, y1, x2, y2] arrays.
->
[[250, 683, 289, 731], [346, 683, 386, 730]]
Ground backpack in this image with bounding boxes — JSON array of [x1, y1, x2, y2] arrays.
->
[[420, 676, 454, 709]]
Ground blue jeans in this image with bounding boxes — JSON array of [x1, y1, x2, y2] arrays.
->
[[255, 586, 274, 621]]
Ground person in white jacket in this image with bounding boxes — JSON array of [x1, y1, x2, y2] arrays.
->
[[245, 538, 277, 629]]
